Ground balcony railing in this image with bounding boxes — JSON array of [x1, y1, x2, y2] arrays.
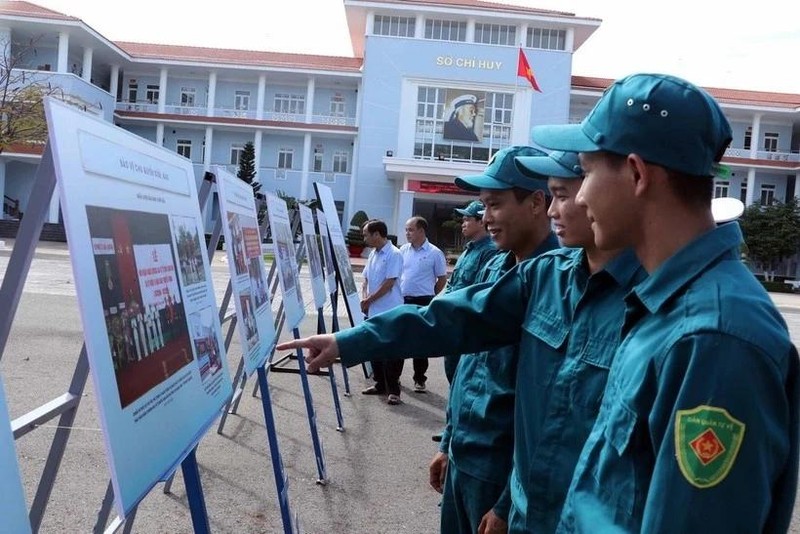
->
[[724, 147, 800, 163], [116, 102, 356, 127]]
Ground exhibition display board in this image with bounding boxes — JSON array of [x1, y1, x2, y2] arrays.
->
[[265, 194, 305, 330], [315, 213, 338, 296], [0, 377, 32, 534], [215, 166, 277, 375], [298, 204, 327, 310], [44, 98, 233, 517]]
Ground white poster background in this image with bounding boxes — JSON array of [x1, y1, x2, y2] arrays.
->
[[0, 378, 32, 534], [44, 98, 233, 517], [265, 194, 305, 330], [298, 204, 327, 309], [315, 212, 337, 295], [214, 166, 277, 375], [313, 184, 363, 326]]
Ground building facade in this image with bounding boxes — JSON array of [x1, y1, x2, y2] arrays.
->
[[1, 0, 798, 270]]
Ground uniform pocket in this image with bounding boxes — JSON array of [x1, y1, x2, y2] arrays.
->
[[570, 338, 616, 410], [594, 401, 639, 518], [522, 307, 568, 387]]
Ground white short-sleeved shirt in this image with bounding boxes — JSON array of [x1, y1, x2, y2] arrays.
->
[[399, 240, 447, 297], [364, 242, 404, 316]]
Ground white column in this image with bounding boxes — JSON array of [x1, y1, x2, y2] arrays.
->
[[466, 19, 476, 42], [57, 32, 69, 73], [745, 168, 757, 206], [519, 24, 528, 47], [366, 10, 375, 35], [203, 126, 214, 171], [395, 190, 415, 244], [415, 14, 424, 38], [300, 133, 312, 200], [156, 123, 164, 146], [254, 131, 263, 183], [158, 67, 168, 114], [354, 81, 363, 129], [305, 77, 315, 123], [256, 74, 266, 120], [109, 65, 120, 99], [749, 113, 762, 159], [565, 28, 575, 52], [346, 137, 360, 222], [81, 47, 93, 81], [207, 71, 217, 117]]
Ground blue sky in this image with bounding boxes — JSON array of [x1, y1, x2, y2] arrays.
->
[[30, 0, 800, 93]]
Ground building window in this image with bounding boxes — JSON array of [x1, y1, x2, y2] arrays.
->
[[313, 151, 323, 172], [230, 144, 245, 166], [176, 140, 192, 160], [744, 127, 752, 150], [764, 132, 779, 152], [424, 19, 466, 41], [373, 15, 416, 37], [330, 94, 345, 116], [180, 88, 196, 107], [333, 151, 348, 173], [274, 93, 305, 114], [278, 148, 294, 169], [714, 181, 729, 198], [127, 81, 137, 102], [146, 84, 159, 104], [234, 91, 250, 110], [474, 23, 517, 46], [760, 184, 776, 205], [527, 28, 566, 50]]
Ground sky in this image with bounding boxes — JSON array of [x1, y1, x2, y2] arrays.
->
[[26, 0, 800, 94]]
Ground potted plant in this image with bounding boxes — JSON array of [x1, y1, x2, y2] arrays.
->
[[346, 210, 369, 257]]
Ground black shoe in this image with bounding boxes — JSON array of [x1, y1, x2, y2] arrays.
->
[[361, 385, 385, 395], [414, 381, 427, 393], [432, 433, 443, 442]]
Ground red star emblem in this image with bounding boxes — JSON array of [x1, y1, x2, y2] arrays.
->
[[689, 428, 726, 465]]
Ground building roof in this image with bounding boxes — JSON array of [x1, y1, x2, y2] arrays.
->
[[571, 76, 800, 109], [365, 0, 582, 18], [0, 0, 77, 21], [115, 42, 363, 72]]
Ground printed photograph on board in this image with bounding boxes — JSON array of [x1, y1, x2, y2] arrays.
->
[[226, 212, 248, 276], [172, 215, 206, 286], [441, 89, 487, 143], [87, 206, 193, 409], [333, 242, 358, 296], [188, 306, 223, 381]]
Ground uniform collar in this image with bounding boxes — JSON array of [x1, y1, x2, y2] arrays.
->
[[632, 222, 743, 314], [530, 232, 560, 260], [555, 247, 641, 289], [466, 234, 492, 250], [412, 239, 430, 251]]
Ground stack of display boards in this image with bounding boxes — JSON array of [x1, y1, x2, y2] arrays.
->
[[43, 97, 235, 521]]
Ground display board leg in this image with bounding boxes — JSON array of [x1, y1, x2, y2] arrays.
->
[[329, 292, 351, 396], [292, 327, 327, 483], [317, 308, 344, 431], [181, 449, 211, 534], [257, 366, 297, 534]]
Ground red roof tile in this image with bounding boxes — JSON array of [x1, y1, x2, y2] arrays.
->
[[0, 0, 77, 21], [570, 76, 800, 109], [116, 42, 363, 72]]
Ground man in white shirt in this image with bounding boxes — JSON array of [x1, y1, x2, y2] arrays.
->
[[360, 219, 405, 405], [400, 216, 448, 392]]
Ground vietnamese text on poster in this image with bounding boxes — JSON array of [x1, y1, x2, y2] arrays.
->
[[298, 204, 327, 310], [44, 98, 233, 517], [265, 193, 305, 330], [215, 167, 277, 375]]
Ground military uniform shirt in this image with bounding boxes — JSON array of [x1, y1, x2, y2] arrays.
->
[[336, 246, 644, 533], [444, 235, 498, 294], [557, 222, 799, 533]]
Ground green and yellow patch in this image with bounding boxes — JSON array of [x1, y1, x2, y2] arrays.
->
[[674, 405, 745, 488]]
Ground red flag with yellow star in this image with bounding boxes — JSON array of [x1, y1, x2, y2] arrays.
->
[[517, 48, 542, 92]]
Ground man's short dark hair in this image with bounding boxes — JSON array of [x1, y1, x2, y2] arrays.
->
[[363, 219, 388, 238], [511, 187, 551, 208], [408, 216, 428, 232]]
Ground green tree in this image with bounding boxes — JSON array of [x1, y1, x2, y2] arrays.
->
[[236, 141, 259, 195], [739, 197, 800, 281]]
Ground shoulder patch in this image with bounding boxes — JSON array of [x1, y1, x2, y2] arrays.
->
[[674, 405, 745, 488]]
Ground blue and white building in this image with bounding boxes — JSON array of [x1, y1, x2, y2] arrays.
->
[[1, 0, 798, 269]]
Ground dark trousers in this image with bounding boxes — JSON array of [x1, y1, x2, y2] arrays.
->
[[404, 295, 433, 384], [371, 359, 405, 396], [440, 461, 505, 534]]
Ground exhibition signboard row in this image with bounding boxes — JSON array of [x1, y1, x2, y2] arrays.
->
[[0, 98, 364, 532]]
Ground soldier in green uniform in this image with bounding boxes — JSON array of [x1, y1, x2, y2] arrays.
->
[[532, 73, 799, 533], [278, 148, 647, 533]]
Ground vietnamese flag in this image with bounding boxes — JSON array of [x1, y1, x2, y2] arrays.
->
[[517, 48, 542, 92]]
